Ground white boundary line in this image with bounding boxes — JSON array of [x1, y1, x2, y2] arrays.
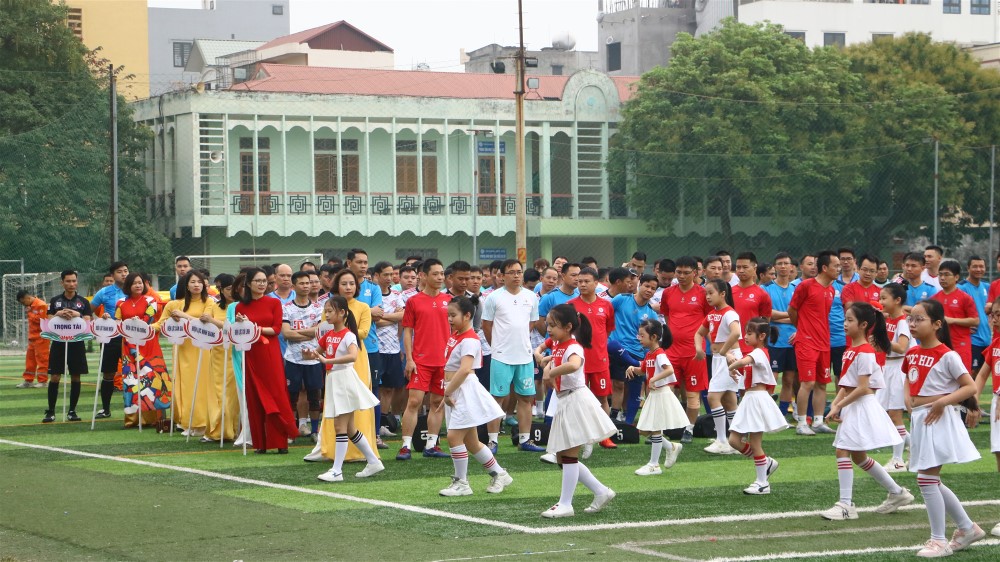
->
[[429, 548, 589, 562], [708, 539, 1000, 562]]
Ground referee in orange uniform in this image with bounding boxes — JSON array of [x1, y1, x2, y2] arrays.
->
[[16, 290, 50, 388]]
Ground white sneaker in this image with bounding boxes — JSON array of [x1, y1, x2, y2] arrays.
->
[[820, 501, 859, 520], [541, 503, 574, 518], [486, 470, 513, 494], [581, 443, 593, 460], [32, 381, 47, 388], [355, 460, 385, 478], [812, 423, 836, 434], [15, 381, 32, 388], [540, 452, 557, 464], [439, 477, 473, 496], [317, 469, 343, 482], [991, 522, 1000, 537], [765, 456, 779, 477], [743, 481, 770, 495], [875, 487, 915, 514], [796, 424, 816, 436], [948, 523, 986, 551], [635, 463, 662, 476], [584, 487, 616, 513], [703, 440, 728, 454], [883, 458, 907, 473], [615, 412, 625, 423], [916, 539, 953, 558], [379, 425, 395, 437], [663, 443, 683, 468], [303, 449, 327, 462], [298, 420, 311, 436]]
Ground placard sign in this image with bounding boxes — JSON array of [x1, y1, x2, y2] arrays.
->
[[41, 317, 92, 342], [160, 317, 189, 345], [90, 318, 120, 344], [227, 320, 260, 351], [185, 320, 223, 350], [120, 317, 156, 346]]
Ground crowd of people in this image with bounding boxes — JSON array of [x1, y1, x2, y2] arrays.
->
[[15, 246, 1000, 556]]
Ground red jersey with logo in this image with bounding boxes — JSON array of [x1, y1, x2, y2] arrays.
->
[[546, 337, 586, 391], [841, 281, 881, 308], [932, 289, 977, 365], [732, 284, 771, 357], [318, 327, 358, 371], [982, 336, 1000, 394], [661, 284, 711, 359], [987, 279, 1000, 306], [902, 344, 967, 397], [703, 306, 741, 344], [569, 296, 615, 374], [401, 291, 453, 367], [789, 278, 835, 352], [643, 347, 676, 388]]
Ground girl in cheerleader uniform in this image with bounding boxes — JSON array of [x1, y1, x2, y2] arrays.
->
[[877, 283, 915, 472]]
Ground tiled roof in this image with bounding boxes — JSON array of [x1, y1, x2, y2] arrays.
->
[[257, 21, 393, 52], [230, 64, 638, 102]]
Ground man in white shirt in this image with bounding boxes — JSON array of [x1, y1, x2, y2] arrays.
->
[[373, 261, 406, 441], [922, 244, 944, 291]]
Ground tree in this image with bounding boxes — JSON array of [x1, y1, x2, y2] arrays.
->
[[0, 0, 171, 276]]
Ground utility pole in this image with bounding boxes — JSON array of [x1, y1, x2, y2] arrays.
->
[[514, 0, 527, 264], [110, 63, 119, 261], [933, 138, 939, 246]]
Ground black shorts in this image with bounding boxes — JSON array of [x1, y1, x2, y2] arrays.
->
[[48, 341, 88, 376], [830, 346, 846, 379], [972, 345, 987, 373], [284, 361, 324, 394], [379, 352, 406, 388], [99, 336, 123, 373], [768, 346, 797, 373], [609, 352, 629, 382], [368, 351, 383, 381], [476, 354, 492, 388]]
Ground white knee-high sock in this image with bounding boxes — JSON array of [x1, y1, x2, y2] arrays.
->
[[472, 446, 503, 475], [918, 474, 946, 541], [939, 481, 973, 531], [891, 425, 907, 459], [837, 458, 854, 505], [649, 433, 664, 465], [711, 407, 726, 442], [333, 433, 349, 473], [450, 444, 469, 480], [859, 456, 902, 494], [576, 461, 607, 495], [754, 455, 768, 483], [558, 458, 579, 506], [349, 431, 380, 464]]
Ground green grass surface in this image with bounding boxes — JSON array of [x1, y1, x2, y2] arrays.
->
[[2, 351, 999, 561]]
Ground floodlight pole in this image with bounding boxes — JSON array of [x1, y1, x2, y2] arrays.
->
[[110, 63, 119, 262], [514, 0, 527, 264], [933, 138, 939, 246]]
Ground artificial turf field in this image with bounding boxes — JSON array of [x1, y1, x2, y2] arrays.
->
[[1, 349, 999, 562]]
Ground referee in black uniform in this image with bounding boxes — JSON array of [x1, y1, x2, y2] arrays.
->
[[44, 269, 93, 423]]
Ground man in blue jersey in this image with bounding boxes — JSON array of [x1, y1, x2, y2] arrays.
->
[[959, 255, 991, 372], [824, 249, 856, 432], [608, 274, 658, 424], [534, 262, 580, 335], [766, 252, 798, 418], [91, 261, 128, 419], [346, 248, 385, 425], [901, 252, 938, 312], [168, 256, 192, 300]]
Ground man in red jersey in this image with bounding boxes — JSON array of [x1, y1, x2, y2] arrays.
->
[[569, 267, 618, 450], [788, 250, 839, 436], [932, 260, 979, 372], [841, 254, 882, 310], [658, 256, 712, 444], [732, 252, 773, 376], [986, 252, 1000, 314], [398, 259, 453, 460]]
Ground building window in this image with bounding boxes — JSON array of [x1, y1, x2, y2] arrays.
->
[[239, 137, 270, 193], [551, 64, 563, 75], [784, 31, 805, 42], [478, 156, 505, 194], [872, 33, 894, 41], [971, 0, 990, 14], [395, 140, 437, 194], [606, 42, 621, 72], [909, 0, 930, 4], [314, 138, 360, 193], [67, 8, 83, 39], [173, 41, 192, 67], [943, 0, 961, 13], [823, 33, 846, 48], [272, 4, 284, 15]]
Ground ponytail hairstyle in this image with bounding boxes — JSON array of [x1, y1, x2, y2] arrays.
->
[[638, 319, 673, 350], [327, 295, 360, 344], [917, 298, 953, 350], [881, 282, 907, 312], [448, 295, 477, 323], [746, 316, 779, 345], [549, 303, 592, 348], [848, 302, 889, 353], [214, 273, 236, 309], [706, 278, 734, 308]]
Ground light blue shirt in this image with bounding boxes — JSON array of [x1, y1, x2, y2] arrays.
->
[[764, 281, 797, 349], [538, 287, 578, 319], [959, 279, 991, 347], [356, 279, 383, 352], [609, 294, 655, 360], [92, 284, 125, 319], [830, 276, 853, 348], [169, 283, 178, 300], [267, 290, 296, 355], [905, 282, 939, 308]]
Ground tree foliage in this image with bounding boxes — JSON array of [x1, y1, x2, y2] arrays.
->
[[0, 0, 171, 276]]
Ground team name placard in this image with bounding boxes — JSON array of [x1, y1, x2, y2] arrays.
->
[[160, 317, 189, 345]]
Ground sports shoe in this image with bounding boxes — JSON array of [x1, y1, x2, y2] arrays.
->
[[199, 436, 214, 443], [883, 458, 907, 473], [439, 477, 473, 496], [302, 449, 326, 462], [486, 470, 513, 493], [812, 423, 836, 434], [317, 469, 344, 482], [615, 411, 626, 423], [487, 441, 498, 455], [948, 523, 986, 551], [519, 440, 545, 453], [680, 429, 693, 444], [379, 425, 395, 437], [916, 539, 953, 558], [541, 503, 574, 518], [599, 438, 617, 449], [66, 410, 81, 422], [796, 424, 816, 436], [991, 522, 1000, 537], [95, 409, 111, 419], [298, 420, 311, 437], [765, 457, 779, 477], [581, 443, 593, 460], [504, 415, 518, 427], [663, 443, 683, 469], [375, 437, 388, 450], [32, 381, 47, 388], [42, 410, 56, 423], [15, 381, 32, 388], [355, 460, 385, 478], [635, 463, 662, 476], [743, 482, 770, 495], [540, 452, 557, 464], [396, 446, 411, 461], [584, 488, 616, 513], [311, 433, 319, 444], [423, 445, 449, 458], [704, 440, 735, 455], [875, 487, 914, 514], [820, 501, 859, 520]]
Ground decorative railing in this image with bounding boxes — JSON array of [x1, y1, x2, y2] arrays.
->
[[227, 193, 546, 217]]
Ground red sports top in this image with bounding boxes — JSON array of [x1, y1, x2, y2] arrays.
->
[[569, 296, 614, 374], [401, 291, 453, 367], [661, 284, 711, 359], [841, 281, 881, 308], [789, 278, 834, 352], [983, 336, 1000, 394]]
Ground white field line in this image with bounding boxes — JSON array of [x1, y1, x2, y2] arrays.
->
[[708, 539, 1000, 562], [428, 548, 589, 562]]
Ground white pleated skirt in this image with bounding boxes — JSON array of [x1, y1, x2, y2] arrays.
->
[[636, 386, 689, 432], [909, 403, 981, 471], [546, 388, 617, 453], [708, 353, 742, 393], [323, 366, 379, 418], [832, 394, 903, 451], [876, 359, 906, 411], [730, 390, 789, 434], [992, 395, 1000, 453], [445, 376, 505, 429]]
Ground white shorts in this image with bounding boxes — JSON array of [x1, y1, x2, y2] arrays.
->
[[876, 359, 906, 411], [991, 394, 1000, 453], [908, 403, 981, 472], [708, 352, 743, 393]]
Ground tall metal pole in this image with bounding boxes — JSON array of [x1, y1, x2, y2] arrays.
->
[[514, 0, 527, 264], [990, 145, 996, 280], [110, 63, 120, 261], [933, 139, 939, 246]]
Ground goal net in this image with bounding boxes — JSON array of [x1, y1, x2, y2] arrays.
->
[[2, 271, 63, 351]]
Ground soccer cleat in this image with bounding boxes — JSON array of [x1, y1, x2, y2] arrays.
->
[[504, 415, 518, 427], [581, 443, 593, 460], [615, 411, 626, 423], [916, 539, 953, 558], [32, 381, 47, 388], [66, 411, 81, 422], [796, 424, 816, 436], [395, 446, 412, 461], [743, 482, 770, 495], [765, 457, 779, 477], [378, 425, 395, 437], [355, 460, 385, 478], [704, 440, 736, 455], [486, 470, 513, 494], [584, 488, 616, 514], [298, 420, 311, 437], [539, 452, 557, 464], [317, 469, 344, 482], [875, 487, 915, 514], [664, 443, 683, 469], [541, 503, 575, 518], [635, 463, 662, 476], [680, 429, 693, 444], [599, 438, 617, 449], [376, 437, 388, 450], [439, 477, 473, 496], [948, 523, 986, 551], [423, 445, 449, 458], [94, 409, 111, 419], [42, 410, 56, 423], [812, 423, 836, 434], [487, 441, 498, 455], [883, 458, 907, 473], [820, 501, 859, 520], [15, 381, 32, 388], [519, 440, 545, 453]]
